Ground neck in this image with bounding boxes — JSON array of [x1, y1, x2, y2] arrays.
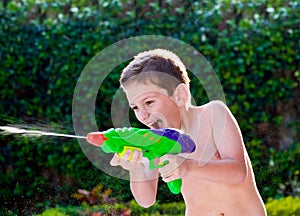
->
[[179, 105, 198, 136]]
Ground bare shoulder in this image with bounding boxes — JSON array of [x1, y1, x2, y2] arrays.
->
[[199, 100, 232, 119], [207, 100, 230, 111], [207, 100, 245, 158], [196, 100, 226, 110]]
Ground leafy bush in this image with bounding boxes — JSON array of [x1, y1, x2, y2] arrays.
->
[[266, 143, 300, 198], [37, 208, 66, 216], [36, 203, 129, 216], [266, 196, 300, 216], [35, 196, 300, 216], [37, 200, 185, 216]]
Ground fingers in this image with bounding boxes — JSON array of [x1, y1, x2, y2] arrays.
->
[[110, 150, 143, 170], [160, 167, 177, 182], [160, 167, 181, 183], [159, 155, 187, 182], [130, 149, 143, 162], [158, 155, 178, 173], [110, 153, 120, 166], [158, 155, 174, 182], [161, 174, 176, 183]]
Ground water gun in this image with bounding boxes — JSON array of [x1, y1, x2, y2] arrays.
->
[[86, 127, 196, 194]]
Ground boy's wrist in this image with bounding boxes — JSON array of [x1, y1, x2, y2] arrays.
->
[[130, 166, 148, 181]]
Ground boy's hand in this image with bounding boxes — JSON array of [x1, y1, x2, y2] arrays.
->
[[159, 155, 189, 182], [110, 150, 159, 181], [110, 150, 144, 171]]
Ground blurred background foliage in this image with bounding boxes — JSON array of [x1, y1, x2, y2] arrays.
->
[[0, 0, 299, 215]]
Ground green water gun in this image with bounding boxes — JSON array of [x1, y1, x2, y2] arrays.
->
[[86, 127, 196, 194]]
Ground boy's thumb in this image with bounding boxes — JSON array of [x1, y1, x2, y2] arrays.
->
[[110, 154, 120, 166]]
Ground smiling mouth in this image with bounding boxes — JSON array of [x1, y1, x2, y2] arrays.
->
[[150, 120, 163, 129]]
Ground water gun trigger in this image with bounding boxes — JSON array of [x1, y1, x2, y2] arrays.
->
[[118, 146, 142, 160], [149, 158, 169, 170]]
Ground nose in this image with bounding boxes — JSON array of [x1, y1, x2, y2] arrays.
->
[[137, 107, 150, 122]]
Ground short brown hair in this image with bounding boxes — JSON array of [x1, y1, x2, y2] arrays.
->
[[120, 49, 190, 96]]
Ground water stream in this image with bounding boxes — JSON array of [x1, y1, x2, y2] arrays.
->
[[0, 126, 86, 139]]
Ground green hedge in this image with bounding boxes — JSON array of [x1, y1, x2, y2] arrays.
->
[[266, 196, 300, 216], [36, 203, 129, 216], [1, 0, 300, 214], [37, 196, 300, 216], [36, 200, 185, 216]]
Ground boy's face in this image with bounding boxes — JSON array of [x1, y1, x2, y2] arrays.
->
[[124, 81, 181, 129]]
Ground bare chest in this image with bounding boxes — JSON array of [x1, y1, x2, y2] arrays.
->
[[188, 116, 221, 163]]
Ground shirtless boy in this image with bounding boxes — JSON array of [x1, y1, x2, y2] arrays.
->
[[109, 49, 267, 215]]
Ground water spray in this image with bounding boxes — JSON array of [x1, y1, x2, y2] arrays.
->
[[0, 126, 86, 139]]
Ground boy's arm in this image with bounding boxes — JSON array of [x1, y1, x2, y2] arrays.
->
[[160, 101, 248, 184], [130, 165, 159, 208], [110, 150, 159, 207]]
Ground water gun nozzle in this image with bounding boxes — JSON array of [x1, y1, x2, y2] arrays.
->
[[86, 133, 107, 147]]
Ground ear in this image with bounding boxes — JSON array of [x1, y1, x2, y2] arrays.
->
[[172, 83, 189, 107]]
